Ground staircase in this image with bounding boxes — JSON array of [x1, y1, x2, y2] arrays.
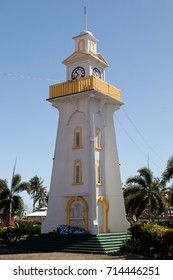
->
[[7, 233, 130, 254]]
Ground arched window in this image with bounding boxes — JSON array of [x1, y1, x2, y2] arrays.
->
[[73, 126, 83, 149], [77, 39, 85, 52], [96, 160, 102, 186], [73, 159, 83, 185], [95, 127, 102, 149], [89, 40, 95, 53]]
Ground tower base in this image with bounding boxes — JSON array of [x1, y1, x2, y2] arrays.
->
[[7, 232, 131, 254]]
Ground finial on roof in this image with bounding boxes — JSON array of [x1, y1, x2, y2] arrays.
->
[[84, 6, 87, 31]]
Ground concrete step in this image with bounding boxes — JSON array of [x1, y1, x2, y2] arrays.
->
[[7, 232, 130, 254]]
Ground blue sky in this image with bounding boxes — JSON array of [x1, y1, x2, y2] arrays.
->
[[1, 0, 173, 212]]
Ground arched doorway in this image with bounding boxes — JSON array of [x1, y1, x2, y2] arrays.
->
[[70, 201, 84, 228], [65, 196, 88, 230], [97, 196, 108, 233]]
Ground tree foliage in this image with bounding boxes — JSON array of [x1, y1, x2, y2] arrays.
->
[[124, 167, 165, 221], [0, 175, 29, 225], [28, 175, 47, 212], [161, 156, 173, 187]]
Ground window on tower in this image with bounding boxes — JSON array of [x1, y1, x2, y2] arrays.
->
[[96, 160, 102, 186], [77, 39, 85, 52], [73, 126, 83, 149], [76, 164, 80, 183], [76, 131, 80, 146], [95, 127, 102, 149], [89, 40, 95, 53], [73, 159, 83, 185]]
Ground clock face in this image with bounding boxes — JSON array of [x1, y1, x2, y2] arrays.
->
[[71, 66, 85, 80], [93, 67, 101, 79]]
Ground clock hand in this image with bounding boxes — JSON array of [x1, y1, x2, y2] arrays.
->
[[75, 71, 79, 78]]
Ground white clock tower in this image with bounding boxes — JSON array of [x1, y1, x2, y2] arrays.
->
[[42, 12, 129, 235], [63, 30, 108, 81]]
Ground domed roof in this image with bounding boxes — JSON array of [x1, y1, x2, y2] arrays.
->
[[79, 30, 93, 36]]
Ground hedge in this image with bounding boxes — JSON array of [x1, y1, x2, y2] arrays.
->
[[0, 220, 41, 244], [122, 222, 173, 259]]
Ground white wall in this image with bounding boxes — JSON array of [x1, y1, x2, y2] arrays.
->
[[42, 91, 129, 234]]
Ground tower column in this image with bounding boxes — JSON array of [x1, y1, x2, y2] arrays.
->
[[42, 21, 129, 235], [88, 93, 98, 234]]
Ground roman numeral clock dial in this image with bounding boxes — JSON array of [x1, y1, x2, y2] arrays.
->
[[71, 66, 85, 80], [93, 67, 101, 79]]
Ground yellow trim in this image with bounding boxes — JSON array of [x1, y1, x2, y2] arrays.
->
[[49, 76, 121, 102], [95, 53, 109, 65], [62, 51, 90, 64], [72, 126, 83, 149], [77, 39, 86, 52], [95, 127, 102, 149], [73, 159, 83, 185], [62, 51, 109, 66], [65, 196, 88, 230], [89, 40, 95, 53], [97, 196, 108, 233], [96, 160, 102, 186]]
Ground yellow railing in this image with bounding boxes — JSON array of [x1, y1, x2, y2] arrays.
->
[[49, 76, 121, 101]]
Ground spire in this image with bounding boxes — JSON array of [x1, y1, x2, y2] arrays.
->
[[84, 7, 87, 31]]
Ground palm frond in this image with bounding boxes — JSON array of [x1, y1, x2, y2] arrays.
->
[[14, 182, 30, 194], [0, 179, 8, 191], [137, 166, 153, 186], [126, 176, 146, 188], [161, 156, 173, 186], [124, 185, 141, 197], [0, 189, 10, 200], [12, 195, 24, 215], [11, 174, 22, 192], [124, 166, 165, 220]]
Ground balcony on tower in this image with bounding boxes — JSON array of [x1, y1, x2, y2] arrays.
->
[[48, 76, 121, 102]]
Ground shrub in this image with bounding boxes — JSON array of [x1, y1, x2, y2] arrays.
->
[[156, 220, 173, 228], [122, 222, 173, 259], [0, 227, 7, 244], [0, 220, 41, 243]]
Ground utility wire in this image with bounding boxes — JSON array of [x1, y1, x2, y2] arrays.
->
[[114, 113, 164, 171], [0, 71, 63, 83], [114, 113, 148, 158], [121, 107, 166, 164]]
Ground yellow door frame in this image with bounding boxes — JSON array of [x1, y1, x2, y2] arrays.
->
[[65, 196, 88, 231], [97, 196, 109, 233]]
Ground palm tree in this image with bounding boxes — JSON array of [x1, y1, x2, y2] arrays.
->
[[161, 156, 173, 186], [161, 156, 173, 217], [162, 186, 173, 218], [34, 186, 47, 210], [0, 175, 29, 226], [124, 167, 165, 221], [28, 176, 47, 212]]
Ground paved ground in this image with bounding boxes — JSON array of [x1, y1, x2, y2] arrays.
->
[[0, 248, 147, 260]]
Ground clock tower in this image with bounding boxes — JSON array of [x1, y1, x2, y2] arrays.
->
[[42, 12, 129, 235], [63, 29, 108, 81]]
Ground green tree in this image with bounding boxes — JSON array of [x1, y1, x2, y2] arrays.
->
[[162, 186, 173, 218], [161, 156, 173, 217], [124, 167, 165, 221], [161, 156, 173, 185], [28, 176, 47, 212], [0, 175, 29, 225]]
